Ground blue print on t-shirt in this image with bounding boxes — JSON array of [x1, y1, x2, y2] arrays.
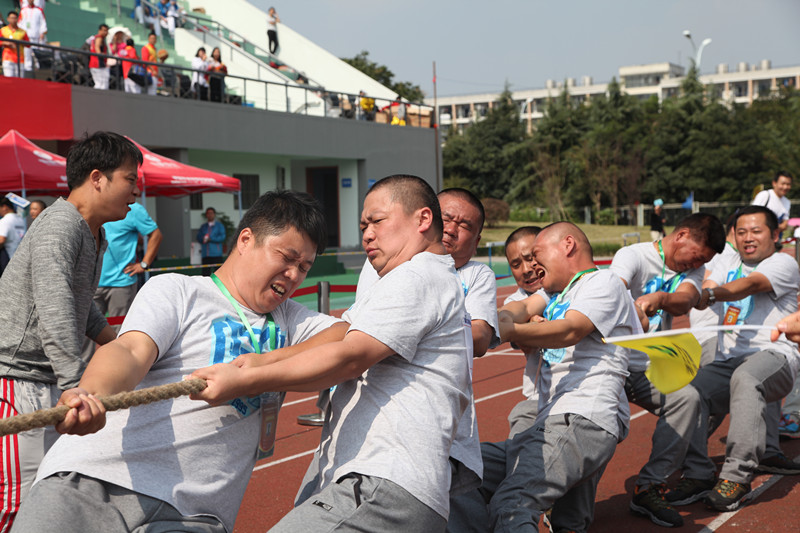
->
[[542, 298, 570, 365], [723, 269, 754, 323]]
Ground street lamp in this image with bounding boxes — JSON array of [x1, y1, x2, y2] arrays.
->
[[683, 30, 711, 70]]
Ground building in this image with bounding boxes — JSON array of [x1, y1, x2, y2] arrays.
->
[[430, 60, 800, 138]]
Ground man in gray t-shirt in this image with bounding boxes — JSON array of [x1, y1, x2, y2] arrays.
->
[[14, 191, 346, 533], [0, 132, 142, 532], [611, 213, 724, 528], [193, 176, 472, 533], [449, 222, 635, 533]]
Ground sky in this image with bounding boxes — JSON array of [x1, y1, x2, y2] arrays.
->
[[248, 0, 800, 99]]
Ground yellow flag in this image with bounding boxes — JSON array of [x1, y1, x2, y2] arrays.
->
[[607, 332, 701, 394]]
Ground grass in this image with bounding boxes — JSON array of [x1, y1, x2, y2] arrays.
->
[[481, 222, 666, 246]]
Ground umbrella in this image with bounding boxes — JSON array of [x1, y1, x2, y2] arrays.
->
[[0, 129, 68, 196]]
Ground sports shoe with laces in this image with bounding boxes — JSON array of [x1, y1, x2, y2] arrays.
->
[[779, 413, 800, 439], [705, 479, 751, 511], [665, 476, 716, 506], [757, 453, 800, 475], [630, 484, 684, 528]]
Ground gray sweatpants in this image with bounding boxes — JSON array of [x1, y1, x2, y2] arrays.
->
[[14, 472, 226, 533], [626, 371, 711, 486], [448, 413, 618, 533], [273, 473, 445, 533], [691, 350, 794, 484]]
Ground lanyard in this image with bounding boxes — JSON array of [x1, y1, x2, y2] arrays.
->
[[657, 240, 684, 294], [544, 267, 597, 320], [211, 273, 276, 353]]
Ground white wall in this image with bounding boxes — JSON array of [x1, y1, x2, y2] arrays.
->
[[186, 0, 398, 100]]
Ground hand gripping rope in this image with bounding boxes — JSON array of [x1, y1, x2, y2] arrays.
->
[[0, 379, 207, 437]]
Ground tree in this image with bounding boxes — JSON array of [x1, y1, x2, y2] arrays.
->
[[341, 50, 425, 103]]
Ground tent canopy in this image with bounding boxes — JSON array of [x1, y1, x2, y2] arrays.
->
[[129, 139, 240, 197], [0, 130, 68, 196]]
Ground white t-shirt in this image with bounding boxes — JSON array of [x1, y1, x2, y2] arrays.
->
[[752, 189, 791, 225], [610, 241, 704, 371], [36, 274, 340, 532], [504, 287, 540, 399], [316, 252, 470, 519], [19, 5, 47, 42], [535, 270, 633, 440], [689, 242, 738, 343], [709, 251, 800, 375], [267, 13, 277, 30], [0, 212, 27, 258]]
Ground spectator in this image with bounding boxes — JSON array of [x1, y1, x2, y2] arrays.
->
[[266, 6, 279, 54], [650, 198, 666, 241], [121, 37, 141, 94], [107, 30, 127, 88], [197, 206, 225, 275], [0, 198, 26, 273], [27, 199, 45, 222], [358, 90, 376, 121], [208, 46, 227, 103], [391, 95, 407, 126], [191, 46, 209, 100], [752, 171, 792, 243], [18, 0, 44, 73], [157, 48, 175, 96], [140, 31, 158, 96], [135, 1, 161, 38], [88, 23, 110, 90], [167, 0, 185, 28], [1, 11, 29, 78]]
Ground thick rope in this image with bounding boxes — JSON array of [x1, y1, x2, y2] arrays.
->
[[0, 378, 207, 438]]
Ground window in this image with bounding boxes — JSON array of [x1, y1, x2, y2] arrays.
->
[[233, 174, 260, 210], [190, 193, 203, 210]]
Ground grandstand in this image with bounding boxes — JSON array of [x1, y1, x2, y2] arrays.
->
[[1, 0, 438, 265]]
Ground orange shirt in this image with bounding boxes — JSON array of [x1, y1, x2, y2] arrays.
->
[[141, 43, 158, 76], [1, 26, 29, 64]]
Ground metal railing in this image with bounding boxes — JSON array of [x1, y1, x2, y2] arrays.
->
[[0, 37, 434, 126]]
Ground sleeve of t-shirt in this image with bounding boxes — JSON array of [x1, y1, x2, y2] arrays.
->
[[274, 299, 343, 346], [756, 253, 800, 301], [569, 272, 631, 339], [464, 265, 500, 348], [709, 255, 737, 286], [752, 190, 769, 207], [609, 245, 640, 287], [133, 205, 158, 236], [678, 266, 704, 293], [119, 274, 187, 361], [343, 265, 449, 362], [0, 216, 11, 238]]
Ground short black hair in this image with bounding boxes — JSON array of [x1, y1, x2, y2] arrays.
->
[[148, 31, 156, 38], [438, 187, 486, 232], [66, 132, 143, 191], [126, 38, 134, 46], [775, 171, 794, 182], [195, 47, 206, 57], [235, 190, 327, 255], [205, 207, 216, 214], [0, 198, 14, 210], [733, 205, 779, 234], [505, 225, 542, 250], [673, 213, 726, 254], [30, 199, 46, 210], [7, 10, 17, 17], [99, 23, 109, 30], [367, 175, 443, 238]]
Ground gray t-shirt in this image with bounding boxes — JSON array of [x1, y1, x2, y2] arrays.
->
[[316, 252, 471, 519], [535, 270, 633, 439], [610, 241, 704, 371], [504, 287, 539, 399], [709, 251, 800, 374], [0, 197, 108, 389], [689, 243, 738, 343], [36, 274, 340, 532]]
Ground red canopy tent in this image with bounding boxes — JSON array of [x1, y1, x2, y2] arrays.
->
[[0, 129, 68, 196]]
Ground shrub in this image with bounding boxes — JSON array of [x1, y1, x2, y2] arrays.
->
[[596, 208, 616, 225], [481, 198, 510, 227]]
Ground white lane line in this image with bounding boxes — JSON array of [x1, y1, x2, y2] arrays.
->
[[254, 448, 317, 471], [698, 469, 788, 532], [282, 395, 317, 407], [475, 386, 523, 404], [631, 410, 650, 421]]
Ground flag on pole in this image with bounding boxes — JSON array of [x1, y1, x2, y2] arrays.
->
[[604, 325, 775, 394], [681, 192, 694, 210]]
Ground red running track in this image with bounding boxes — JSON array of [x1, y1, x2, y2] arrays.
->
[[233, 285, 800, 532]]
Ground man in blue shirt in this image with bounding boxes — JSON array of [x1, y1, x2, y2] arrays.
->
[[93, 202, 162, 331], [198, 207, 226, 276]]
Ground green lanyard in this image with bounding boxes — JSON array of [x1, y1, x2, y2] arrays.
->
[[545, 267, 598, 320], [657, 240, 684, 293], [211, 273, 276, 353]]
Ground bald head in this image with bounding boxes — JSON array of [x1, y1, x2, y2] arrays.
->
[[538, 222, 593, 260], [531, 222, 596, 292]]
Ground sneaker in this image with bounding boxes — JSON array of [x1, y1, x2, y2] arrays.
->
[[665, 477, 716, 506], [779, 413, 800, 439], [296, 412, 324, 426], [630, 484, 684, 528], [757, 453, 800, 475], [705, 479, 751, 511]]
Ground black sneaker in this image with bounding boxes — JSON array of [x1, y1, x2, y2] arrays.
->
[[665, 477, 716, 506], [757, 453, 800, 475], [705, 479, 751, 511], [630, 484, 684, 528]]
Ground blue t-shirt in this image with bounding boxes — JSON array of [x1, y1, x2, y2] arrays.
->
[[98, 203, 158, 287]]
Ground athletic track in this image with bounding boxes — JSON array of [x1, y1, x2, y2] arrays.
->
[[233, 284, 800, 532]]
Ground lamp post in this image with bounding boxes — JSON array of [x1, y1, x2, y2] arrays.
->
[[683, 30, 712, 70]]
